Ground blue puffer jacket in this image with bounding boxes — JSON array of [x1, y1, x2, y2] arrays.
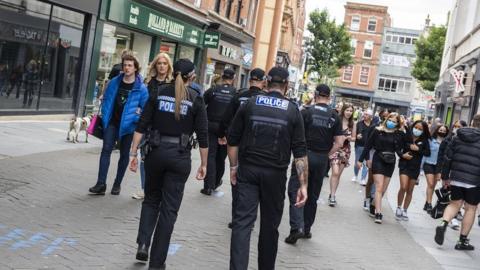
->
[[101, 74, 149, 137]]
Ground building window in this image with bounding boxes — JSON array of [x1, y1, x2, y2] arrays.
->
[[194, 0, 202, 8], [363, 41, 373, 59], [359, 66, 370, 84], [386, 35, 392, 42], [225, 0, 233, 19], [350, 39, 357, 56], [378, 78, 385, 90], [350, 15, 360, 31], [214, 0, 221, 13], [368, 17, 377, 32], [342, 65, 354, 82], [378, 76, 412, 92]]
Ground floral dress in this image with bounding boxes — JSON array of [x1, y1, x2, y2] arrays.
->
[[330, 127, 352, 167]]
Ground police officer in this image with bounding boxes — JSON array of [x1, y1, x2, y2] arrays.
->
[[227, 67, 308, 270], [218, 68, 266, 228], [128, 59, 209, 270], [285, 84, 344, 244], [201, 69, 237, 195]]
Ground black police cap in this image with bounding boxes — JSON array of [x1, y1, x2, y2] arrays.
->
[[315, 84, 331, 97], [249, 68, 265, 81], [173, 59, 195, 79], [267, 67, 289, 83], [222, 68, 236, 79]]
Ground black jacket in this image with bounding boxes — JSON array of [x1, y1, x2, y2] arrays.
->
[[442, 128, 480, 186]]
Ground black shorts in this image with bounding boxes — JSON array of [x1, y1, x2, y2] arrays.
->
[[450, 185, 480, 205], [423, 163, 441, 175], [371, 153, 395, 178]]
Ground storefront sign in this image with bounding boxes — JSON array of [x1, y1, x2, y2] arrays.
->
[[219, 45, 238, 60], [204, 32, 220, 49], [108, 0, 204, 47], [450, 69, 465, 93]]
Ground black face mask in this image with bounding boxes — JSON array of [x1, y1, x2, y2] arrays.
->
[[437, 132, 447, 137]]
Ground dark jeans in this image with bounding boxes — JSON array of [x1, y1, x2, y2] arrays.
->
[[23, 83, 35, 107], [96, 124, 133, 186], [136, 144, 191, 268], [297, 151, 329, 233], [230, 163, 287, 270], [204, 131, 227, 190]]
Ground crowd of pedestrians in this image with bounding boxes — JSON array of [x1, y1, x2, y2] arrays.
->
[[86, 51, 479, 270]]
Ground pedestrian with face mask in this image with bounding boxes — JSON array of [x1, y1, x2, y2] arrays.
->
[[395, 120, 431, 221]]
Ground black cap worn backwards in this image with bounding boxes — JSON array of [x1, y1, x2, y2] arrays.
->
[[173, 59, 195, 79], [222, 68, 236, 79], [267, 67, 289, 83], [315, 84, 331, 97], [249, 68, 265, 81]]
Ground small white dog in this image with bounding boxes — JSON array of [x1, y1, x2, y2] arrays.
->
[[67, 116, 92, 143]]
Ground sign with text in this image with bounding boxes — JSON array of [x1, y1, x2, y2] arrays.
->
[[203, 32, 220, 49], [450, 69, 465, 93], [108, 0, 204, 47]]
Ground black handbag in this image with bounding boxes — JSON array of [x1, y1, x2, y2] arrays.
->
[[431, 187, 451, 219], [378, 151, 396, 164]]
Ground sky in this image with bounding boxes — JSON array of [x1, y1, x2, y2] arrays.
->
[[305, 0, 454, 30]]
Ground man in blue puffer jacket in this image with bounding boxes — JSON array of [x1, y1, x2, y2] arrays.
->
[[89, 54, 149, 196], [435, 114, 480, 251]]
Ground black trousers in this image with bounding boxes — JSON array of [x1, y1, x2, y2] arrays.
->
[[204, 131, 227, 190], [302, 151, 329, 232], [230, 163, 287, 270], [136, 143, 191, 268]]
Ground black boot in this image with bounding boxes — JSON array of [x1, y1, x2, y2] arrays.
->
[[111, 185, 121, 195], [285, 229, 305, 244], [136, 243, 149, 261], [89, 184, 106, 195]]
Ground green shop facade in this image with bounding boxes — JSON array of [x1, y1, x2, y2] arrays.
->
[[85, 0, 219, 113]]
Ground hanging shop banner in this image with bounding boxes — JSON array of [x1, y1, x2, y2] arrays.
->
[[108, 0, 204, 47], [203, 32, 220, 49]]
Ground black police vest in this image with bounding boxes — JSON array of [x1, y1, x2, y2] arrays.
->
[[207, 85, 236, 123], [304, 105, 337, 152], [242, 94, 293, 165]]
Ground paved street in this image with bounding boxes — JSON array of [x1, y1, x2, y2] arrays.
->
[[0, 121, 479, 270]]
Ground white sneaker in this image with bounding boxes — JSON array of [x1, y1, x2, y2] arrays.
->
[[351, 176, 357, 182], [132, 190, 145, 200], [402, 209, 409, 221], [363, 199, 370, 211], [450, 218, 460, 230], [395, 207, 403, 220], [359, 179, 367, 186]]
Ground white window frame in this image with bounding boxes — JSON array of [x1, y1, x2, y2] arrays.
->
[[386, 34, 392, 42], [367, 17, 377, 32], [359, 66, 370, 85], [363, 40, 373, 59], [378, 76, 413, 92], [342, 65, 354, 83], [350, 15, 360, 31], [350, 39, 357, 56]]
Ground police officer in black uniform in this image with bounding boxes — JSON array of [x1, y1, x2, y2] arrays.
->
[[285, 84, 344, 244], [128, 59, 209, 270], [227, 67, 308, 270], [218, 68, 266, 228], [201, 69, 237, 195]]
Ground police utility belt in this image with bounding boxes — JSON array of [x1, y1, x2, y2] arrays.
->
[[140, 130, 197, 159]]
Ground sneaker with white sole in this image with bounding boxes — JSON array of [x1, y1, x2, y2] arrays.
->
[[395, 207, 403, 220], [359, 179, 367, 186], [401, 209, 409, 221], [328, 195, 337, 207], [375, 213, 383, 224], [351, 176, 357, 182], [132, 190, 145, 200], [449, 218, 460, 230], [363, 198, 370, 211]]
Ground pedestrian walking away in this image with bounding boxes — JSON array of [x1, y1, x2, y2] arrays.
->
[[396, 120, 431, 221], [435, 114, 480, 251], [328, 103, 356, 206], [358, 112, 405, 224], [89, 54, 149, 196], [201, 69, 237, 195], [133, 53, 174, 200], [354, 109, 372, 185], [227, 67, 308, 270], [423, 125, 449, 213], [285, 84, 343, 245], [128, 58, 209, 269], [217, 68, 266, 229]]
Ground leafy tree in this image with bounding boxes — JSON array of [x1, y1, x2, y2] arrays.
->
[[412, 26, 447, 91], [306, 9, 352, 83]]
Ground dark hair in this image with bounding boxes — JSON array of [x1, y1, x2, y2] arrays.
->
[[341, 103, 355, 129], [122, 54, 141, 75], [410, 120, 430, 141], [267, 81, 287, 90], [472, 114, 480, 128], [432, 124, 449, 139]]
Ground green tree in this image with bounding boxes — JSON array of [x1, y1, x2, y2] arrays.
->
[[306, 9, 352, 83], [412, 26, 447, 91]]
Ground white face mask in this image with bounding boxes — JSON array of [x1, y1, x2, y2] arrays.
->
[[452, 128, 458, 134]]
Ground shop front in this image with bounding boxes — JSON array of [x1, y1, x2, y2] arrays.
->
[[0, 0, 100, 114], [92, 0, 207, 95]]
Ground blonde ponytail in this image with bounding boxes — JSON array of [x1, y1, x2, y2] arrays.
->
[[174, 73, 187, 120]]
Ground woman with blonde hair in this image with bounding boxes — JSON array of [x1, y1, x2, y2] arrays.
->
[[358, 112, 408, 224], [132, 53, 174, 200]]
